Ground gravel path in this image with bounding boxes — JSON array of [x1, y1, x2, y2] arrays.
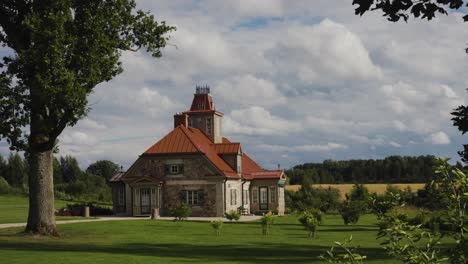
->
[[0, 215, 261, 229]]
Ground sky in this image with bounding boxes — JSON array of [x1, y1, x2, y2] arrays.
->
[[1, 0, 468, 170]]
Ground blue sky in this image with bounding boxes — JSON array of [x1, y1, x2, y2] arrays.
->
[[1, 0, 468, 170]]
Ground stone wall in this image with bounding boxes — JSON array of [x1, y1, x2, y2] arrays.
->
[[162, 182, 220, 216]]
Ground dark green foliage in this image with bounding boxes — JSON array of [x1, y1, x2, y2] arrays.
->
[[0, 177, 12, 194], [224, 209, 240, 222], [286, 179, 340, 213], [86, 160, 120, 181], [340, 200, 363, 225], [287, 155, 437, 184], [169, 203, 192, 221], [5, 153, 27, 187], [60, 155, 83, 182], [413, 182, 449, 210], [55, 203, 112, 216], [352, 0, 467, 22]]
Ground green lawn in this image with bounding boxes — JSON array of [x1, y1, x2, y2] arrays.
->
[[0, 195, 92, 224], [0, 214, 400, 263]]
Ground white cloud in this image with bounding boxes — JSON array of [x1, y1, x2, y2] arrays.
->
[[257, 142, 347, 152], [425, 132, 451, 145]]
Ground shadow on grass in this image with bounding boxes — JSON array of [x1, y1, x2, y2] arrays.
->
[[0, 239, 394, 263]]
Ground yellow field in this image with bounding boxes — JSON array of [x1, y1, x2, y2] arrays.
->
[[285, 183, 425, 199]]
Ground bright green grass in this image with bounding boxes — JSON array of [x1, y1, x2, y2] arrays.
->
[[0, 195, 92, 224], [0, 214, 400, 264]]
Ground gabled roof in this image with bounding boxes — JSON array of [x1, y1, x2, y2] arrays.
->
[[140, 126, 283, 180], [144, 125, 238, 178], [109, 172, 125, 182]]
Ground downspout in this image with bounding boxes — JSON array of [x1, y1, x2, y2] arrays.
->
[[223, 177, 227, 213], [241, 179, 247, 212]]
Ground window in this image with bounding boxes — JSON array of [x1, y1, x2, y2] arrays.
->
[[269, 186, 277, 203], [206, 118, 212, 135], [243, 190, 249, 205], [197, 103, 204, 109], [252, 187, 258, 204], [230, 189, 237, 205], [166, 164, 183, 175], [186, 190, 199, 205], [188, 117, 193, 127]]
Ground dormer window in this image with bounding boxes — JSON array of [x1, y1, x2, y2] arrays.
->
[[170, 165, 179, 174], [197, 103, 204, 109], [166, 164, 183, 175]]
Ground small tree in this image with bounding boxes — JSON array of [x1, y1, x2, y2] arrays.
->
[[169, 203, 191, 221], [260, 211, 275, 236], [224, 209, 241, 222], [340, 200, 362, 225], [320, 236, 367, 264], [298, 211, 320, 238], [210, 220, 223, 236]]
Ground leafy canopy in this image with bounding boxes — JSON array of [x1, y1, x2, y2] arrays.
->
[[0, 0, 175, 151], [352, 0, 468, 22]]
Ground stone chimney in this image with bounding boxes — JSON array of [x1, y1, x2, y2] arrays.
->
[[174, 113, 188, 128]]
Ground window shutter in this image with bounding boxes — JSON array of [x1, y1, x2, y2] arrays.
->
[[165, 165, 170, 174], [198, 190, 204, 205], [179, 164, 184, 174]]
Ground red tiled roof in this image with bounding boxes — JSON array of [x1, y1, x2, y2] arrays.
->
[[190, 93, 215, 111], [142, 127, 282, 180], [211, 143, 241, 154], [144, 125, 238, 178]]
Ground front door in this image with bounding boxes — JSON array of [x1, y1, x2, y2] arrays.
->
[[259, 187, 268, 210], [140, 188, 151, 214]]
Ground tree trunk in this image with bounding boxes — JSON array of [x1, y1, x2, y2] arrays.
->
[[25, 149, 58, 236]]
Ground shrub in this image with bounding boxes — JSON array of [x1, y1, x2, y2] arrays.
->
[[286, 186, 340, 213], [210, 220, 224, 236], [224, 209, 240, 222], [340, 200, 362, 225], [260, 211, 275, 235], [55, 203, 113, 216], [0, 177, 12, 194], [169, 203, 191, 221], [298, 211, 320, 238]]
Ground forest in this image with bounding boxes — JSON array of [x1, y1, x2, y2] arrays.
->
[[286, 155, 463, 185], [0, 153, 119, 203]]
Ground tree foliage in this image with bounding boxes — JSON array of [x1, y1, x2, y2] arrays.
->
[[287, 156, 439, 184], [352, 0, 468, 22], [0, 0, 176, 152], [86, 160, 120, 181]]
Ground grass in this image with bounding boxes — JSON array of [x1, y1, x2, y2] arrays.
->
[[0, 214, 401, 264], [0, 195, 93, 224], [286, 183, 425, 199]]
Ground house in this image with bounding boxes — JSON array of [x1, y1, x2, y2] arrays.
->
[[110, 86, 287, 217]]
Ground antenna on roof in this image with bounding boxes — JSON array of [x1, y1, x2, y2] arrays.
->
[[120, 165, 124, 173], [277, 164, 281, 170], [195, 85, 210, 94]]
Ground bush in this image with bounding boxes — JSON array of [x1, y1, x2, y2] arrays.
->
[[260, 211, 275, 235], [169, 203, 191, 221], [210, 220, 224, 236], [340, 200, 362, 225], [224, 209, 241, 221], [55, 203, 113, 216], [298, 211, 320, 238], [286, 186, 340, 213], [0, 177, 12, 194]]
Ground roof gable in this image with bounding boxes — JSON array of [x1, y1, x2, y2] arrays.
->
[[144, 126, 199, 154]]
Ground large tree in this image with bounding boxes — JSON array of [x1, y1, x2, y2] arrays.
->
[[86, 160, 120, 181], [0, 1, 175, 235], [352, 0, 468, 161]]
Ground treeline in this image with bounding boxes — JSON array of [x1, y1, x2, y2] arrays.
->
[[286, 155, 460, 184], [0, 152, 119, 202]]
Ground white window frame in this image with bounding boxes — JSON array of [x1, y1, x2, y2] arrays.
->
[[186, 190, 199, 205], [252, 187, 258, 204], [230, 189, 237, 206], [269, 186, 277, 203]]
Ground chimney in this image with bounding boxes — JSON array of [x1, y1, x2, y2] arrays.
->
[[174, 113, 188, 128]]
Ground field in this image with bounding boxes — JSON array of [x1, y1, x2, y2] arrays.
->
[[0, 195, 93, 224], [286, 183, 425, 199], [0, 213, 402, 264]]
